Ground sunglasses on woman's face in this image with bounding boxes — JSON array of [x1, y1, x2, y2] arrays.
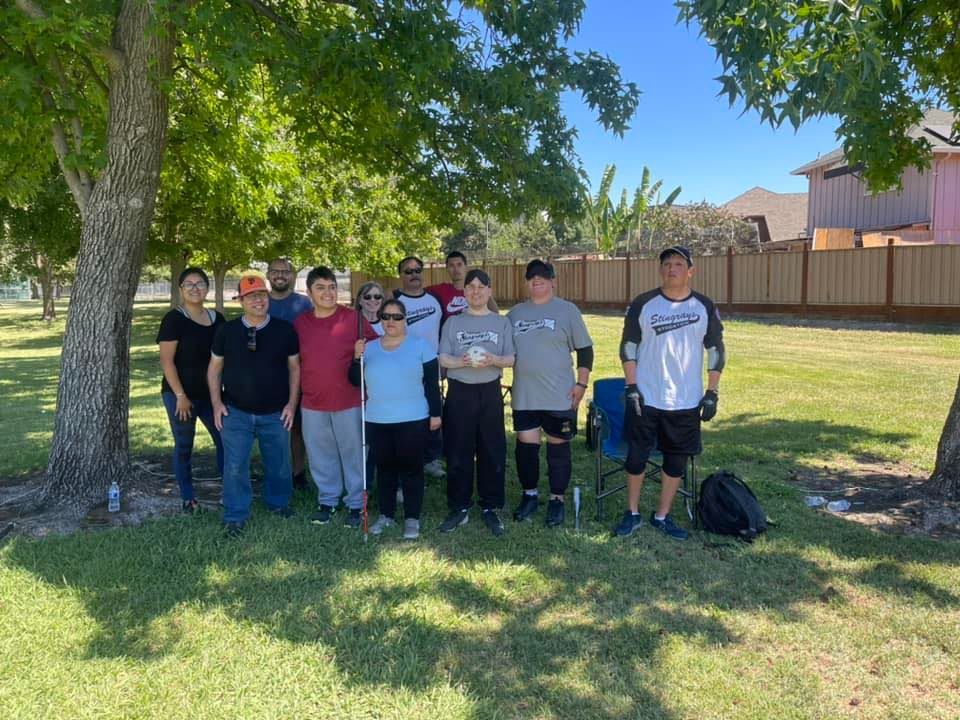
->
[[363, 294, 383, 301], [247, 327, 257, 352], [403, 267, 423, 275], [380, 313, 406, 321]]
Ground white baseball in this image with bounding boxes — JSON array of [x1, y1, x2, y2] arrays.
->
[[467, 346, 488, 367]]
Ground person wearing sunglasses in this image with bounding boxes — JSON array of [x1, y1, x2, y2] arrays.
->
[[350, 299, 442, 540], [354, 281, 386, 336], [156, 267, 225, 513], [266, 258, 313, 490], [508, 259, 594, 529], [208, 274, 301, 537], [437, 269, 514, 537], [394, 256, 445, 479], [294, 267, 378, 527]]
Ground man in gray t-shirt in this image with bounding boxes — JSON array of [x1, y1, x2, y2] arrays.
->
[[437, 270, 516, 536], [506, 259, 593, 528]]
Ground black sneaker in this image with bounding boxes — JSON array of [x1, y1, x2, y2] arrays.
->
[[224, 521, 244, 538], [613, 511, 643, 537], [439, 508, 469, 533], [271, 506, 294, 518], [482, 509, 505, 537], [344, 508, 362, 528], [649, 513, 688, 541], [513, 494, 539, 522], [545, 498, 565, 528], [310, 505, 335, 525]]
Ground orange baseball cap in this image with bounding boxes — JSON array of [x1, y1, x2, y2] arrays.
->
[[236, 274, 268, 298]]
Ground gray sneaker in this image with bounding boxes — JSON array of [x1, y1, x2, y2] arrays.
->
[[424, 460, 445, 478], [369, 515, 396, 535], [403, 518, 421, 540]]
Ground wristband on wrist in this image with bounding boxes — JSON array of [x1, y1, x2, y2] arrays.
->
[[576, 382, 588, 389]]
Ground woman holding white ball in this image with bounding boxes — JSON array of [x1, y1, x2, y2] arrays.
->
[[437, 269, 515, 536]]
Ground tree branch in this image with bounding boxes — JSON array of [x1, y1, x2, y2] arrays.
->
[[231, 0, 301, 39], [15, 0, 124, 71]]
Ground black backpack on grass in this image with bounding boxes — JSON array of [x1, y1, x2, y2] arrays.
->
[[698, 471, 768, 542]]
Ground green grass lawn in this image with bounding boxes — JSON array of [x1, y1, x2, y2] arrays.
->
[[2, 300, 960, 719]]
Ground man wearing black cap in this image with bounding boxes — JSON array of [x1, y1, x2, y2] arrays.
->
[[507, 259, 593, 527], [614, 246, 725, 541]]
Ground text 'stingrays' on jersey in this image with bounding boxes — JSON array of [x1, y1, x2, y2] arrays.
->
[[620, 289, 724, 411]]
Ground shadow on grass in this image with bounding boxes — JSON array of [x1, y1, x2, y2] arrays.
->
[[3, 413, 959, 717]]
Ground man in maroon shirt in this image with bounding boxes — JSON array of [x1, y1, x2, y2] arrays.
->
[[427, 251, 498, 327], [294, 266, 378, 526]]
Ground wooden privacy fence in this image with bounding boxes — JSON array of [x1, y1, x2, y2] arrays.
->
[[351, 242, 960, 322]]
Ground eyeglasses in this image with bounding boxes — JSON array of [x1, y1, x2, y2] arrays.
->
[[380, 313, 406, 321], [403, 267, 423, 275], [181, 281, 208, 291], [362, 294, 383, 301], [246, 327, 257, 352]]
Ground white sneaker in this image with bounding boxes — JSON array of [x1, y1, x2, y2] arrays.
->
[[403, 518, 420, 540], [423, 460, 445, 478], [369, 515, 396, 535]]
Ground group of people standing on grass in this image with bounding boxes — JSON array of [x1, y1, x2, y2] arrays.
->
[[156, 245, 725, 542]]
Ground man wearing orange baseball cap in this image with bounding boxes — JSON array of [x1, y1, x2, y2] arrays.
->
[[207, 273, 301, 536]]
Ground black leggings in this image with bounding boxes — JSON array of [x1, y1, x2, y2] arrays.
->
[[367, 419, 428, 519]]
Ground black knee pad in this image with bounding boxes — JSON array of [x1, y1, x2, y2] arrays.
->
[[546, 442, 572, 495], [515, 441, 540, 490]]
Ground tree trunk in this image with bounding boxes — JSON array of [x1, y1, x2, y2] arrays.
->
[[43, 1, 175, 514], [37, 256, 55, 321], [927, 374, 960, 499], [29, 279, 40, 300], [213, 263, 229, 313]]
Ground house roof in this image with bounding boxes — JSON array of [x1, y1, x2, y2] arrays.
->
[[791, 109, 959, 175], [722, 186, 808, 243]]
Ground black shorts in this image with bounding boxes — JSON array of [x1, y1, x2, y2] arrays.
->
[[513, 409, 578, 441], [624, 404, 700, 477]]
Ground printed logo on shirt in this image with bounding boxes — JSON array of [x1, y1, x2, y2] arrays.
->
[[513, 318, 556, 334], [650, 311, 700, 336], [456, 330, 499, 347], [447, 296, 468, 315], [406, 305, 438, 326]]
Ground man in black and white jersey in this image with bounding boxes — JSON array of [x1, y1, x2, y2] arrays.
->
[[614, 245, 725, 541], [394, 255, 445, 477]]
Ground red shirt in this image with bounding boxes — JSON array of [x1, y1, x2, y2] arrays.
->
[[294, 305, 377, 412], [427, 282, 468, 324]]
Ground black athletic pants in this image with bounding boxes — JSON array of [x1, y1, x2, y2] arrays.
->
[[367, 419, 428, 520], [443, 378, 506, 511]]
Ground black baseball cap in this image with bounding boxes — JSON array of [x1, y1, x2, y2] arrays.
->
[[525, 259, 555, 280], [658, 245, 693, 266]]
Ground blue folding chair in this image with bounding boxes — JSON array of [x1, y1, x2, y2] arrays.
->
[[587, 378, 698, 525]]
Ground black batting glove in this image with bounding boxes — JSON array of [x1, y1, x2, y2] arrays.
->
[[700, 389, 719, 422], [625, 383, 643, 416]]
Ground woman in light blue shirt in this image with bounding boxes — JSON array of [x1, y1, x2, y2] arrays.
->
[[350, 299, 441, 540]]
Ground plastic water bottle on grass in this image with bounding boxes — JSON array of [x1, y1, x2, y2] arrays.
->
[[827, 499, 850, 512], [108, 481, 120, 513]]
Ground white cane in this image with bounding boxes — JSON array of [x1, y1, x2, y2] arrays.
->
[[360, 346, 368, 542]]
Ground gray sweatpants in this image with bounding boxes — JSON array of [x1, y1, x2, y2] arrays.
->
[[302, 406, 365, 510]]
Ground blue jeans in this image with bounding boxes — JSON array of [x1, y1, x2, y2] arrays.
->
[[161, 392, 224, 502], [220, 406, 292, 523]]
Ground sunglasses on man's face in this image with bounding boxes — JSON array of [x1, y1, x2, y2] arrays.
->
[[380, 313, 406, 322], [403, 267, 423, 275], [246, 327, 257, 352], [363, 293, 383, 301]]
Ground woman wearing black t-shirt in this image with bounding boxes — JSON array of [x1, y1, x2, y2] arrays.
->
[[156, 267, 226, 512]]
